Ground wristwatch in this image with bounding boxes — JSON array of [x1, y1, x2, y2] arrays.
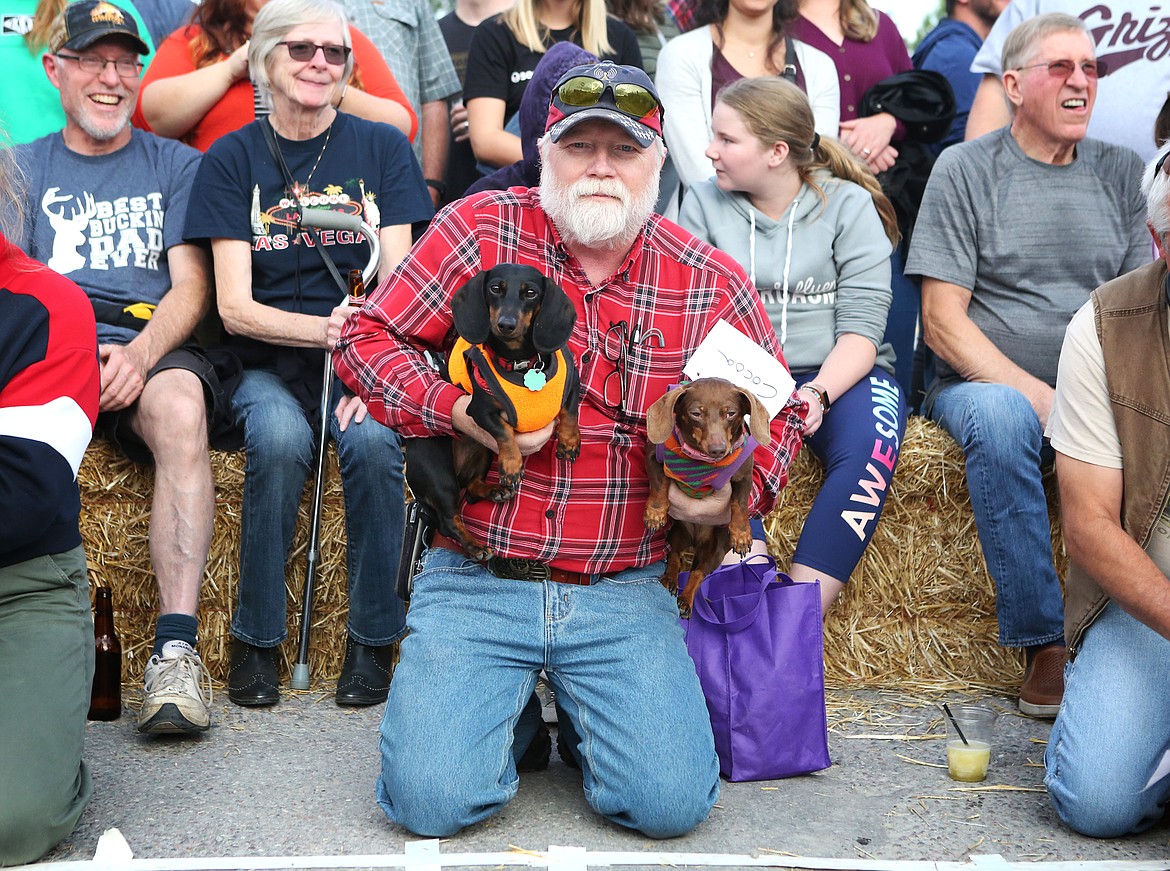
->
[[799, 383, 831, 413], [424, 178, 447, 198]]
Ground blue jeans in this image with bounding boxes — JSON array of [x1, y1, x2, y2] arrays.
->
[[376, 547, 720, 838], [1046, 602, 1170, 836], [230, 367, 407, 647], [926, 381, 1063, 647]]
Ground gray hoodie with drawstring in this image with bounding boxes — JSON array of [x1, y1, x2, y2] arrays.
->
[[679, 171, 896, 377]]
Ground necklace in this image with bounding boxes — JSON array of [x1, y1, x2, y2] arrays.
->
[[271, 118, 333, 201]]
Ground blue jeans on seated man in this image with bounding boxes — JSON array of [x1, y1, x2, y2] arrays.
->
[[376, 546, 720, 838], [1046, 602, 1170, 837], [926, 380, 1064, 647], [230, 367, 407, 647]]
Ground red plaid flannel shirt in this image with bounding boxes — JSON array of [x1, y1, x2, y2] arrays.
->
[[335, 188, 805, 575]]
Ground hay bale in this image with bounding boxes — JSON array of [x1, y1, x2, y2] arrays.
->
[[79, 440, 357, 687], [765, 415, 1066, 692], [79, 416, 1066, 693]]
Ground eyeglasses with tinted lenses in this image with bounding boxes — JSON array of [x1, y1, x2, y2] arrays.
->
[[557, 76, 660, 118], [54, 53, 143, 78], [1015, 59, 1106, 80], [279, 41, 351, 65]]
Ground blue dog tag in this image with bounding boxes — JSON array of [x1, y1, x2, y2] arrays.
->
[[524, 369, 547, 392]]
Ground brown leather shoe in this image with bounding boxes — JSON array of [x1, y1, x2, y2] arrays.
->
[[1019, 644, 1066, 718]]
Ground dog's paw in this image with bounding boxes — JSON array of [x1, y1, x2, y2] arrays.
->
[[644, 504, 668, 532], [730, 529, 753, 556], [467, 543, 494, 561], [497, 467, 524, 492], [556, 438, 581, 462], [487, 484, 518, 502], [676, 596, 692, 619]]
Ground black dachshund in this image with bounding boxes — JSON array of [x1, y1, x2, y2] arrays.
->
[[404, 264, 581, 561]]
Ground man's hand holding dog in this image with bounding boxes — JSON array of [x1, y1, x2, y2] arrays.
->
[[667, 482, 733, 526], [452, 395, 556, 456]]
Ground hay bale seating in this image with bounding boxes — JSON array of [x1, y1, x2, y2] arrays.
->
[[78, 416, 1065, 692]]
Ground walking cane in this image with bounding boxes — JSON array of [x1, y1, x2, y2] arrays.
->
[[290, 209, 380, 691]]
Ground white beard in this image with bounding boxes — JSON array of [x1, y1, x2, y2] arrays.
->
[[540, 172, 659, 251]]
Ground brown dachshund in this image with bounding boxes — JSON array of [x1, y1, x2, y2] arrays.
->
[[643, 377, 771, 611], [404, 264, 581, 561]]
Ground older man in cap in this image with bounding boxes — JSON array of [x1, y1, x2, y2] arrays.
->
[[906, 13, 1147, 718], [336, 60, 805, 837], [9, 0, 219, 735]]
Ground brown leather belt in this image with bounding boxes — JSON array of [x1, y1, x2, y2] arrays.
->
[[430, 533, 596, 586]]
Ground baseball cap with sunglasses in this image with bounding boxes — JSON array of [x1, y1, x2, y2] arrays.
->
[[545, 61, 663, 149], [1013, 58, 1106, 80], [279, 40, 351, 66]]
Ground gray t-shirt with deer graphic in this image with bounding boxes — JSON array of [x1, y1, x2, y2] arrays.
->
[[12, 128, 200, 345]]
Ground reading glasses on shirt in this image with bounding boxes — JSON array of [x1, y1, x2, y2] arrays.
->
[[557, 77, 660, 118], [279, 41, 351, 65], [54, 53, 143, 77], [602, 319, 664, 414], [1013, 58, 1105, 80]]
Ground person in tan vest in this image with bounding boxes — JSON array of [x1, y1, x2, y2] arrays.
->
[[1044, 143, 1170, 837]]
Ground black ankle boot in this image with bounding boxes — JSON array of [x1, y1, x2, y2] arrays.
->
[[228, 638, 280, 707], [335, 638, 395, 706]]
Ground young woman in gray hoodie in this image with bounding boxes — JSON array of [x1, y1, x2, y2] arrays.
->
[[679, 76, 905, 614]]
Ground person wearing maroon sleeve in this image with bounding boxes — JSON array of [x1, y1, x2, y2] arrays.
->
[[0, 141, 100, 865], [335, 61, 805, 838]]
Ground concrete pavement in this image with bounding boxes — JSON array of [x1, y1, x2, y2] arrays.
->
[[36, 690, 1170, 868]]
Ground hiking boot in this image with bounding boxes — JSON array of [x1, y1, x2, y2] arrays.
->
[[228, 638, 280, 707], [137, 640, 212, 734], [1019, 643, 1066, 718]]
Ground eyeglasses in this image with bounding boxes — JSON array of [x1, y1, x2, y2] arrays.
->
[[557, 76, 660, 119], [602, 319, 664, 415], [1014, 58, 1106, 80], [278, 41, 351, 66], [1156, 149, 1170, 177], [54, 53, 143, 78]]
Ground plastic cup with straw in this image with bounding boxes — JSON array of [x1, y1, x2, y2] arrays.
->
[[942, 702, 995, 782]]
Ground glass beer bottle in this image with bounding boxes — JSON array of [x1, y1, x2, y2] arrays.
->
[[88, 586, 122, 721], [348, 268, 365, 306]]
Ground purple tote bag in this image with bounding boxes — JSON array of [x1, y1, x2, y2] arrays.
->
[[680, 555, 830, 782]]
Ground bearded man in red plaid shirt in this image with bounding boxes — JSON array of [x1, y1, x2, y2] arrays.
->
[[335, 61, 805, 839]]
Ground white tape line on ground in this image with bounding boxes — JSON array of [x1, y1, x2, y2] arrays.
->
[[14, 836, 1170, 871]]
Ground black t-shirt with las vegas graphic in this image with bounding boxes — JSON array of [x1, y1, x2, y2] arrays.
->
[[186, 112, 432, 319]]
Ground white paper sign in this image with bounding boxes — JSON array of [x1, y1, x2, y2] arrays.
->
[[683, 320, 796, 420]]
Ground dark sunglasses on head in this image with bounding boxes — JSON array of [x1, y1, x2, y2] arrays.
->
[[557, 76, 659, 118], [279, 40, 351, 65], [1014, 58, 1106, 80]]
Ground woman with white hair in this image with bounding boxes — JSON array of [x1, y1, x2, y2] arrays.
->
[[134, 0, 416, 151], [183, 0, 433, 709]]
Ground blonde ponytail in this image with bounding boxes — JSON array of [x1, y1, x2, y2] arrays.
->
[[718, 76, 900, 246]]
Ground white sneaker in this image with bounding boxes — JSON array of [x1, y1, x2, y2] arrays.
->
[[137, 640, 213, 734]]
